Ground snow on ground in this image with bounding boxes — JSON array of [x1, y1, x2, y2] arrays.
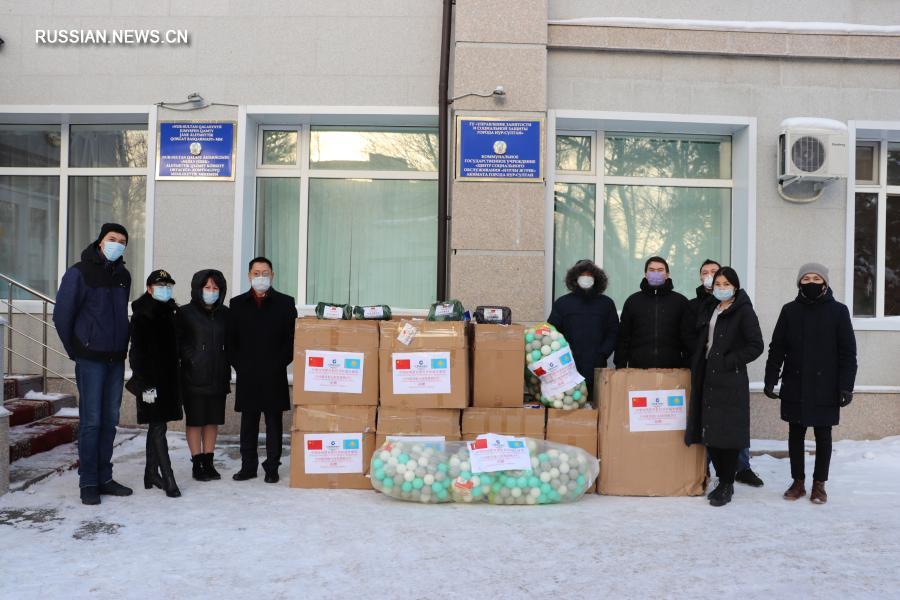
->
[[1, 434, 899, 600]]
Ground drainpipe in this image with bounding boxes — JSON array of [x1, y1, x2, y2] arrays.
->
[[437, 0, 453, 301]]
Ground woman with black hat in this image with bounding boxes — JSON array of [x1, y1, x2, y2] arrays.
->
[[177, 269, 230, 481], [127, 269, 183, 498], [684, 267, 764, 507], [764, 263, 858, 504]]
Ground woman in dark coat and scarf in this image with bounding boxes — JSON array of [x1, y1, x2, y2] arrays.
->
[[685, 267, 764, 507], [178, 269, 230, 482], [127, 269, 183, 498], [764, 263, 857, 504]]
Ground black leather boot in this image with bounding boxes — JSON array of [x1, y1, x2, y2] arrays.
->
[[204, 453, 221, 480], [149, 422, 181, 498], [192, 454, 212, 482], [144, 430, 164, 490]]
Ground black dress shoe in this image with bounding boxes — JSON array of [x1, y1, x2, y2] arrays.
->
[[264, 472, 279, 484], [232, 469, 258, 481], [709, 483, 734, 507], [735, 468, 764, 487], [99, 480, 133, 496], [81, 486, 101, 505]]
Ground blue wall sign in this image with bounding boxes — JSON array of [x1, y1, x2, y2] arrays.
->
[[156, 121, 236, 180], [456, 117, 543, 181]]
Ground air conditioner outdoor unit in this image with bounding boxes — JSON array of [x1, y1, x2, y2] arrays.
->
[[777, 118, 849, 185]]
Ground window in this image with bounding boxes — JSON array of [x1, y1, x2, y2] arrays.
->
[[852, 138, 900, 319], [0, 122, 148, 300], [254, 125, 439, 308], [553, 131, 733, 307]]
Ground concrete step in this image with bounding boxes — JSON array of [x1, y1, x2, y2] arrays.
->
[[9, 415, 79, 463], [4, 392, 77, 426], [3, 375, 44, 401]]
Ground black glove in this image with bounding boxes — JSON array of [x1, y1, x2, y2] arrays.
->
[[763, 387, 780, 399], [839, 391, 853, 407]]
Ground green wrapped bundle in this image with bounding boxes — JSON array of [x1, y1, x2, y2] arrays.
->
[[353, 305, 392, 320], [315, 302, 352, 320], [426, 299, 465, 321]]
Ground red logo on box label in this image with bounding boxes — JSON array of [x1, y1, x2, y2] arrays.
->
[[395, 359, 411, 370], [307, 439, 323, 450], [308, 356, 324, 368], [631, 397, 647, 408]]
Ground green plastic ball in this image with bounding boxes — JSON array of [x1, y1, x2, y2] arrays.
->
[[531, 350, 542, 362], [398, 453, 409, 464], [402, 481, 412, 493], [525, 333, 535, 343], [412, 478, 424, 490], [372, 458, 384, 469]]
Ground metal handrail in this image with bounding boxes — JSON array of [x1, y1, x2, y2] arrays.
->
[[0, 272, 71, 391]]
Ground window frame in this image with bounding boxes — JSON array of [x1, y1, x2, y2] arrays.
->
[[245, 114, 440, 314], [847, 121, 900, 330], [546, 111, 756, 317], [0, 107, 153, 313]]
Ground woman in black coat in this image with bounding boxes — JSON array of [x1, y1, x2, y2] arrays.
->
[[127, 269, 183, 498], [684, 267, 764, 507], [178, 269, 230, 482], [548, 259, 619, 401], [764, 263, 857, 504]]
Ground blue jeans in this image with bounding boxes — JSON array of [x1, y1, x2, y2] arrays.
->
[[707, 447, 752, 473], [75, 358, 125, 488]]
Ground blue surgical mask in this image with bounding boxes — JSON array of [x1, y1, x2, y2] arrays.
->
[[202, 290, 220, 305], [646, 271, 667, 287], [251, 276, 271, 293], [151, 285, 172, 302], [102, 241, 126, 262], [713, 287, 734, 301]]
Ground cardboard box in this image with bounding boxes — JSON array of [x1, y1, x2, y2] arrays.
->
[[293, 319, 380, 406], [375, 407, 462, 448], [290, 405, 376, 489], [461, 406, 545, 439], [471, 323, 526, 407], [596, 368, 707, 496], [546, 406, 599, 493], [378, 320, 469, 409]]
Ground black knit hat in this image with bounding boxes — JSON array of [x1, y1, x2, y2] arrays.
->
[[97, 222, 129, 245]]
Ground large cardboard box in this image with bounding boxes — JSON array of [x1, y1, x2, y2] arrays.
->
[[293, 319, 380, 406], [596, 368, 707, 496], [471, 323, 525, 407], [461, 406, 545, 439], [375, 407, 461, 448], [290, 405, 376, 489], [546, 406, 599, 493], [378, 320, 468, 409]]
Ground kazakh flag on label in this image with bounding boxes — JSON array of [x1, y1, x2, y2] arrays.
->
[[344, 358, 361, 369], [431, 357, 448, 369]]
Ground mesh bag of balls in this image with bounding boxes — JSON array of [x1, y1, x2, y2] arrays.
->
[[523, 323, 588, 410], [370, 436, 598, 505]]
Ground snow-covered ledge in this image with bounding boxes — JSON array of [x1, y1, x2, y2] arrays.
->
[[548, 18, 900, 61]]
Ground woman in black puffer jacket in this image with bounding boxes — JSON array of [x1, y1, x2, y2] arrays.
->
[[178, 269, 231, 482]]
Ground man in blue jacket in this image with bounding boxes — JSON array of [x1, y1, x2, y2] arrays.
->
[[54, 223, 133, 505]]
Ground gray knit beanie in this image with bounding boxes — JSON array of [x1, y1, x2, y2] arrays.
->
[[797, 262, 829, 285]]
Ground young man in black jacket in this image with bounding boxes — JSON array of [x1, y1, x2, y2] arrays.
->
[[54, 223, 133, 505], [227, 257, 297, 484]]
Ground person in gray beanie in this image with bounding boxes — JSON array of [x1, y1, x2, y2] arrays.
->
[[764, 262, 857, 504]]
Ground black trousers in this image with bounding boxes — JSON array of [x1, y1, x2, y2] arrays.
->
[[239, 409, 284, 472], [707, 446, 739, 485], [789, 423, 833, 482]]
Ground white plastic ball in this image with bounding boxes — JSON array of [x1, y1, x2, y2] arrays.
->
[[540, 472, 551, 483], [423, 474, 434, 485], [560, 463, 570, 474], [541, 345, 551, 356], [550, 468, 560, 479], [379, 450, 391, 461], [511, 487, 522, 498], [396, 464, 407, 474], [406, 459, 418, 470], [558, 485, 568, 496], [404, 471, 415, 482]]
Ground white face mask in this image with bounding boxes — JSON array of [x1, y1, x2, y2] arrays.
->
[[702, 275, 714, 290], [577, 275, 594, 290], [251, 276, 271, 293]]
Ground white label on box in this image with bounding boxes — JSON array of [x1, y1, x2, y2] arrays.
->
[[322, 305, 343, 320], [468, 434, 532, 473], [304, 350, 365, 394], [363, 306, 384, 319], [391, 351, 451, 395], [527, 348, 585, 398], [627, 388, 687, 432], [434, 303, 454, 316], [303, 433, 364, 474], [484, 308, 504, 322], [396, 322, 418, 346], [386, 435, 446, 451]]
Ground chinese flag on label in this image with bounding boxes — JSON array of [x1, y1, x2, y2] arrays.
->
[[533, 367, 546, 377], [308, 356, 324, 368], [471, 438, 488, 450], [307, 439, 323, 450], [631, 397, 647, 408], [395, 359, 411, 370]]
